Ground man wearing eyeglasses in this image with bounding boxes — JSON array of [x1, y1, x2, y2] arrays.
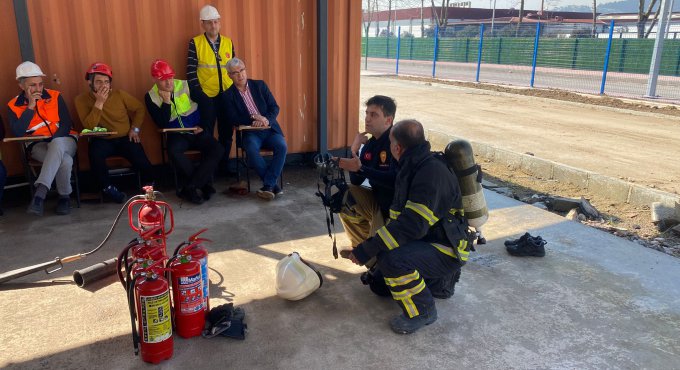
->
[[223, 58, 287, 200], [187, 4, 235, 177], [145, 59, 224, 204]]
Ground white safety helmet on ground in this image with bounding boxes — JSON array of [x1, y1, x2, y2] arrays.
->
[[16, 61, 46, 80], [276, 252, 323, 301], [199, 5, 220, 21]]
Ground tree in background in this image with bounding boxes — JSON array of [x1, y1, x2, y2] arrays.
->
[[363, 0, 378, 37], [638, 0, 659, 38], [431, 0, 451, 33]]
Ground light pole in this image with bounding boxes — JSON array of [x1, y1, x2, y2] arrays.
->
[[491, 0, 497, 35]]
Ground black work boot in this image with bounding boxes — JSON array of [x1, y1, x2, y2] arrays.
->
[[389, 308, 438, 334], [428, 269, 462, 299], [360, 267, 391, 297], [181, 186, 204, 204], [506, 236, 547, 257], [55, 196, 71, 215]]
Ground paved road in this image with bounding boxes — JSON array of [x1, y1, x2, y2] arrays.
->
[[359, 73, 680, 195], [363, 57, 680, 101]]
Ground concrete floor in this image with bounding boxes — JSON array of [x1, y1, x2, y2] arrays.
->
[[1, 165, 679, 369]]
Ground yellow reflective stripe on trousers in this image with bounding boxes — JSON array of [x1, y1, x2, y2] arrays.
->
[[400, 297, 420, 318], [431, 240, 470, 262], [390, 279, 426, 300], [384, 270, 420, 287], [389, 209, 401, 220], [405, 201, 439, 226], [377, 226, 399, 250]]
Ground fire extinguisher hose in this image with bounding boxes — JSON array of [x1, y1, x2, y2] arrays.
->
[[0, 191, 163, 285]]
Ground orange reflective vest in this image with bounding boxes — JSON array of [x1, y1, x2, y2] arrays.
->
[[8, 89, 74, 137]]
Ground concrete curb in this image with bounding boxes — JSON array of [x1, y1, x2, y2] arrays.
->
[[426, 129, 680, 208]]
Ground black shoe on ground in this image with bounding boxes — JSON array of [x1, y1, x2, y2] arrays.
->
[[201, 184, 216, 200], [506, 236, 547, 257], [180, 186, 204, 204], [273, 184, 283, 196], [55, 197, 71, 215], [504, 232, 533, 246], [27, 196, 44, 216], [389, 309, 438, 334], [256, 186, 275, 200], [103, 185, 127, 204]]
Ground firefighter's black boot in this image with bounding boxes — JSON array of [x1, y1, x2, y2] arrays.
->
[[389, 308, 438, 335], [428, 269, 462, 299]]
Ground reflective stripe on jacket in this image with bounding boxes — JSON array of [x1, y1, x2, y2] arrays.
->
[[148, 80, 198, 127], [193, 34, 233, 97], [8, 89, 63, 137]]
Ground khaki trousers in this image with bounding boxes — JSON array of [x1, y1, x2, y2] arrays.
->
[[339, 184, 385, 248]]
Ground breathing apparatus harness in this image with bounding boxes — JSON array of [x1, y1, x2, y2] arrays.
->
[[314, 153, 349, 259]]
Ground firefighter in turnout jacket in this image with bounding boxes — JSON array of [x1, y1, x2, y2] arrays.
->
[[344, 119, 470, 334]]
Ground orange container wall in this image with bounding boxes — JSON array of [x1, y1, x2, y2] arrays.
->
[[0, 0, 360, 176], [0, 0, 26, 176]]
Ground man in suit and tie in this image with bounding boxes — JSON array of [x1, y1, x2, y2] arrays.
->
[[223, 58, 287, 200]]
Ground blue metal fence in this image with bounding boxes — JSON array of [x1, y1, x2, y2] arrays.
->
[[361, 21, 680, 101]]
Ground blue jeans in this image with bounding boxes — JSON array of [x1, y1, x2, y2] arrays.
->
[[241, 130, 287, 188]]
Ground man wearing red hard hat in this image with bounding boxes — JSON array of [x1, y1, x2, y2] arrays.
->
[[145, 59, 224, 204], [75, 62, 154, 203]]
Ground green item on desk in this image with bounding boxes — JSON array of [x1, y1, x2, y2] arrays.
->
[[81, 127, 108, 134]]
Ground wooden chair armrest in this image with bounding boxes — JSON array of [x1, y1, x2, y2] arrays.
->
[[3, 136, 50, 143]]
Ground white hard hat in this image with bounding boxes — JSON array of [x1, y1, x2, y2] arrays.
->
[[199, 5, 220, 21], [16, 61, 46, 80], [276, 252, 323, 301]]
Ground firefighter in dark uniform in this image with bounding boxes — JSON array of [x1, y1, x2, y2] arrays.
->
[[344, 119, 470, 334], [337, 95, 397, 251]]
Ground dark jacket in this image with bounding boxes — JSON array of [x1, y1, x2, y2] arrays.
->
[[223, 79, 283, 136], [353, 142, 469, 264], [349, 126, 397, 216]]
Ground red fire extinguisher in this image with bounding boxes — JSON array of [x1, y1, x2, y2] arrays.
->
[[117, 227, 168, 290], [128, 186, 174, 252], [127, 266, 173, 364], [167, 254, 205, 338], [173, 229, 211, 312]]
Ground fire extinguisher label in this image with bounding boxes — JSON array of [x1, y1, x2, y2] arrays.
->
[[199, 257, 209, 308], [178, 272, 204, 314], [140, 290, 172, 343]]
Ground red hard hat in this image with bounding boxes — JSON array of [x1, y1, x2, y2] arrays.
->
[[150, 59, 175, 80], [85, 62, 113, 80]]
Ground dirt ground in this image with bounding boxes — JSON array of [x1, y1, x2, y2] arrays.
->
[[479, 158, 680, 258], [360, 74, 680, 258]]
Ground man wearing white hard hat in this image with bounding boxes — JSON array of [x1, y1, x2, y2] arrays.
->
[[7, 61, 78, 216], [187, 4, 236, 177]]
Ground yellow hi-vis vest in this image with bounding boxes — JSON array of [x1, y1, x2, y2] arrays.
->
[[194, 34, 233, 97], [148, 80, 198, 126]]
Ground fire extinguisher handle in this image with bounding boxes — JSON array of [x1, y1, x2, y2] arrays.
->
[[155, 201, 175, 235]]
